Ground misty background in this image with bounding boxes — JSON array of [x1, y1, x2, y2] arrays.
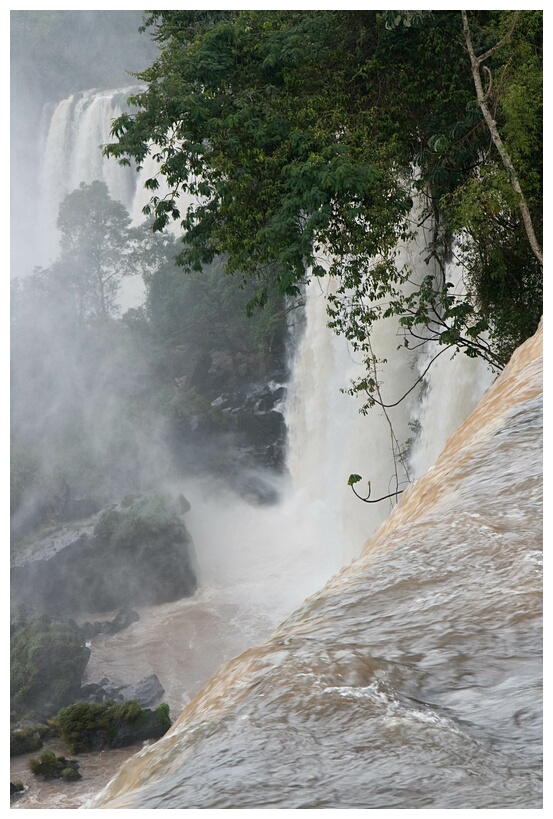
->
[[10, 11, 290, 543], [11, 10, 157, 276]]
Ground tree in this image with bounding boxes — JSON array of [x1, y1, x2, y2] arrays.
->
[[10, 183, 167, 512], [55, 180, 136, 322], [104, 10, 542, 410], [461, 10, 542, 266]]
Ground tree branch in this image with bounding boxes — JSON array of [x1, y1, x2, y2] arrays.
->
[[461, 10, 543, 267]]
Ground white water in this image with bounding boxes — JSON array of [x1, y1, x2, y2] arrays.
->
[[33, 87, 495, 569], [285, 255, 493, 567], [36, 88, 141, 270], [11, 85, 509, 811]]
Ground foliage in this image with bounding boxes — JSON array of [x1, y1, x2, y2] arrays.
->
[[145, 253, 287, 363], [10, 186, 168, 512], [54, 181, 136, 322], [347, 473, 405, 504], [54, 699, 169, 753], [93, 494, 189, 549], [10, 726, 43, 756], [28, 749, 81, 781], [155, 702, 172, 732], [10, 614, 90, 718], [11, 175, 288, 525], [105, 10, 542, 411]]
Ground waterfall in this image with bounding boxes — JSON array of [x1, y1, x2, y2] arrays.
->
[[85, 322, 543, 810], [34, 87, 496, 571], [35, 87, 140, 270], [15, 86, 537, 812], [285, 238, 495, 567]]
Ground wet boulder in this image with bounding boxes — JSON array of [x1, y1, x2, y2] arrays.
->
[[11, 494, 198, 616], [80, 673, 165, 708]]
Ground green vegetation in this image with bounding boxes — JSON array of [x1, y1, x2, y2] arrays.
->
[[55, 699, 171, 753], [155, 702, 172, 733], [28, 749, 81, 781], [145, 254, 287, 369], [10, 614, 90, 719], [54, 180, 138, 322], [10, 725, 43, 756], [93, 494, 189, 548], [105, 10, 542, 411], [11, 177, 286, 527], [10, 721, 57, 756], [347, 473, 405, 505], [56, 700, 140, 753]]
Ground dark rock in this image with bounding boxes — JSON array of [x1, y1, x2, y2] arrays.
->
[[10, 726, 43, 756], [100, 681, 126, 700], [79, 608, 140, 640], [113, 674, 165, 707], [178, 494, 191, 514], [11, 781, 25, 798], [11, 495, 198, 616], [79, 674, 165, 707], [163, 347, 213, 387]]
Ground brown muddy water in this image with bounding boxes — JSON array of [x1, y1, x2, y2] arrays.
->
[[12, 327, 542, 810], [81, 328, 542, 809]]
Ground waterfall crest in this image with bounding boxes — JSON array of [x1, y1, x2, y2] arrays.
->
[[85, 322, 543, 810], [36, 87, 140, 269]]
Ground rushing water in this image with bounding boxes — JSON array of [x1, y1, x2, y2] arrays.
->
[[83, 325, 542, 809], [11, 89, 540, 809]]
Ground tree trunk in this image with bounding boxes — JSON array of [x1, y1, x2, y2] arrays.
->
[[461, 10, 543, 267]]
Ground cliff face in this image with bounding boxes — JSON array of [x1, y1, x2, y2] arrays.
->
[[87, 325, 543, 810]]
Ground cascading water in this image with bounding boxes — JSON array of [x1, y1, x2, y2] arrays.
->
[[285, 235, 494, 567], [35, 87, 140, 270], [86, 321, 543, 810], [13, 87, 527, 810], [35, 90, 495, 547], [29, 85, 497, 618]]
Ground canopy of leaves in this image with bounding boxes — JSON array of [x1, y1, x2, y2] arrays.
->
[[105, 10, 542, 410], [54, 181, 137, 322]]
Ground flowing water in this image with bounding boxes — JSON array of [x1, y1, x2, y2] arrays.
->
[[11, 89, 541, 809], [85, 324, 543, 809]]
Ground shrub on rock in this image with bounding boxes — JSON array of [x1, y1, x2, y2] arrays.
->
[[55, 699, 172, 753], [10, 726, 43, 756], [10, 614, 90, 719], [28, 749, 81, 781]]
